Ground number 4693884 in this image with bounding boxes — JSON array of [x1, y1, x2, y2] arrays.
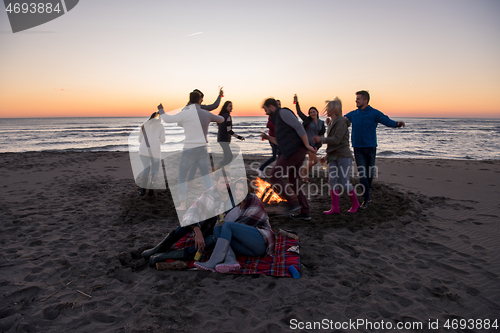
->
[[444, 319, 498, 330], [5, 2, 62, 14]]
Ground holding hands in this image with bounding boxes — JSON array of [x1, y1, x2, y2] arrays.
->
[[312, 135, 322, 144], [306, 144, 317, 154]]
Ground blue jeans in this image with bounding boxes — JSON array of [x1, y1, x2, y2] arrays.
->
[[328, 157, 353, 194], [259, 142, 280, 171], [178, 146, 213, 202], [139, 155, 160, 188], [353, 147, 377, 202], [213, 222, 266, 257]]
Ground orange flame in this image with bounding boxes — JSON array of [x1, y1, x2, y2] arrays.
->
[[254, 177, 286, 204]]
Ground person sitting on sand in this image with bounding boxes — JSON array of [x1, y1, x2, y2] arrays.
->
[[293, 94, 325, 183], [313, 98, 359, 214], [142, 170, 236, 267], [138, 111, 166, 197], [195, 177, 274, 273]]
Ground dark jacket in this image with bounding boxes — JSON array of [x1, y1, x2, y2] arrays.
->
[[272, 108, 305, 159], [217, 112, 231, 142]]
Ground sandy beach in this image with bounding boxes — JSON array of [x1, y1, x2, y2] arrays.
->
[[0, 151, 499, 332]]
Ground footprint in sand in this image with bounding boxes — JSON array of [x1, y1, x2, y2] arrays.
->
[[465, 286, 480, 296], [229, 306, 248, 318], [458, 235, 470, 244]]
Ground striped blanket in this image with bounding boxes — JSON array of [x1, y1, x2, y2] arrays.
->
[[168, 232, 300, 277]]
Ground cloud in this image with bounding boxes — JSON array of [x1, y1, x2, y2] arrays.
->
[[185, 32, 203, 37]]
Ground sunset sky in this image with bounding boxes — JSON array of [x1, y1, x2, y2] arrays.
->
[[1, 0, 499, 118]]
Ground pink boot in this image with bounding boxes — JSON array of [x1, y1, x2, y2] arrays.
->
[[347, 189, 360, 213], [324, 190, 340, 214]]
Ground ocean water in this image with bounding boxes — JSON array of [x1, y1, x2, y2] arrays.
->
[[0, 116, 499, 160]]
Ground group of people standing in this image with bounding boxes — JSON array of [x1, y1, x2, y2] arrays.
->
[[260, 90, 405, 219], [138, 88, 404, 272]]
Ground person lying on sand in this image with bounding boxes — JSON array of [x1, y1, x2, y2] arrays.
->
[[195, 178, 275, 273], [142, 170, 235, 267]]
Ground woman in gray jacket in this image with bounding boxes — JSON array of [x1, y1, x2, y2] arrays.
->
[[313, 98, 359, 214]]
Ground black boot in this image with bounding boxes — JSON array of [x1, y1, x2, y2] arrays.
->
[[149, 249, 188, 267], [139, 188, 146, 196], [142, 233, 177, 259]]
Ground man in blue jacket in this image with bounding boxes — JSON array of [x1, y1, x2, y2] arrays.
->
[[345, 91, 405, 209]]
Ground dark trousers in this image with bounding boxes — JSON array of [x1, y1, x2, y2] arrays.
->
[[168, 218, 216, 256], [353, 147, 377, 202], [217, 141, 233, 170], [259, 142, 280, 171], [270, 146, 309, 214]]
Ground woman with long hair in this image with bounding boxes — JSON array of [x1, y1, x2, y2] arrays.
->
[[195, 177, 274, 273], [313, 97, 359, 214], [294, 95, 325, 182], [216, 101, 245, 169]]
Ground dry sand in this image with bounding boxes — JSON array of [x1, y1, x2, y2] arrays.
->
[[0, 152, 499, 332]]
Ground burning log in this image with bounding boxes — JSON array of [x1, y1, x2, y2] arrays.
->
[[254, 177, 286, 204]]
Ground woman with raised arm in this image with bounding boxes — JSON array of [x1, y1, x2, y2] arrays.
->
[[294, 94, 325, 182]]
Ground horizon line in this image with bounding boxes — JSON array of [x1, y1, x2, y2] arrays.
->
[[1, 115, 500, 120]]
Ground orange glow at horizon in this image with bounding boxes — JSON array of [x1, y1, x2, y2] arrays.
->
[[1, 85, 499, 118]]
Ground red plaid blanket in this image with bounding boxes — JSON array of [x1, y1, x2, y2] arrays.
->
[[170, 232, 300, 277]]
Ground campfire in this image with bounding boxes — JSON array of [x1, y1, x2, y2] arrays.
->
[[254, 177, 286, 204]]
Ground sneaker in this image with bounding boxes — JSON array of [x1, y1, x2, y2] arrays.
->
[[257, 169, 265, 178], [360, 200, 371, 209], [274, 203, 301, 218], [290, 212, 311, 221]]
